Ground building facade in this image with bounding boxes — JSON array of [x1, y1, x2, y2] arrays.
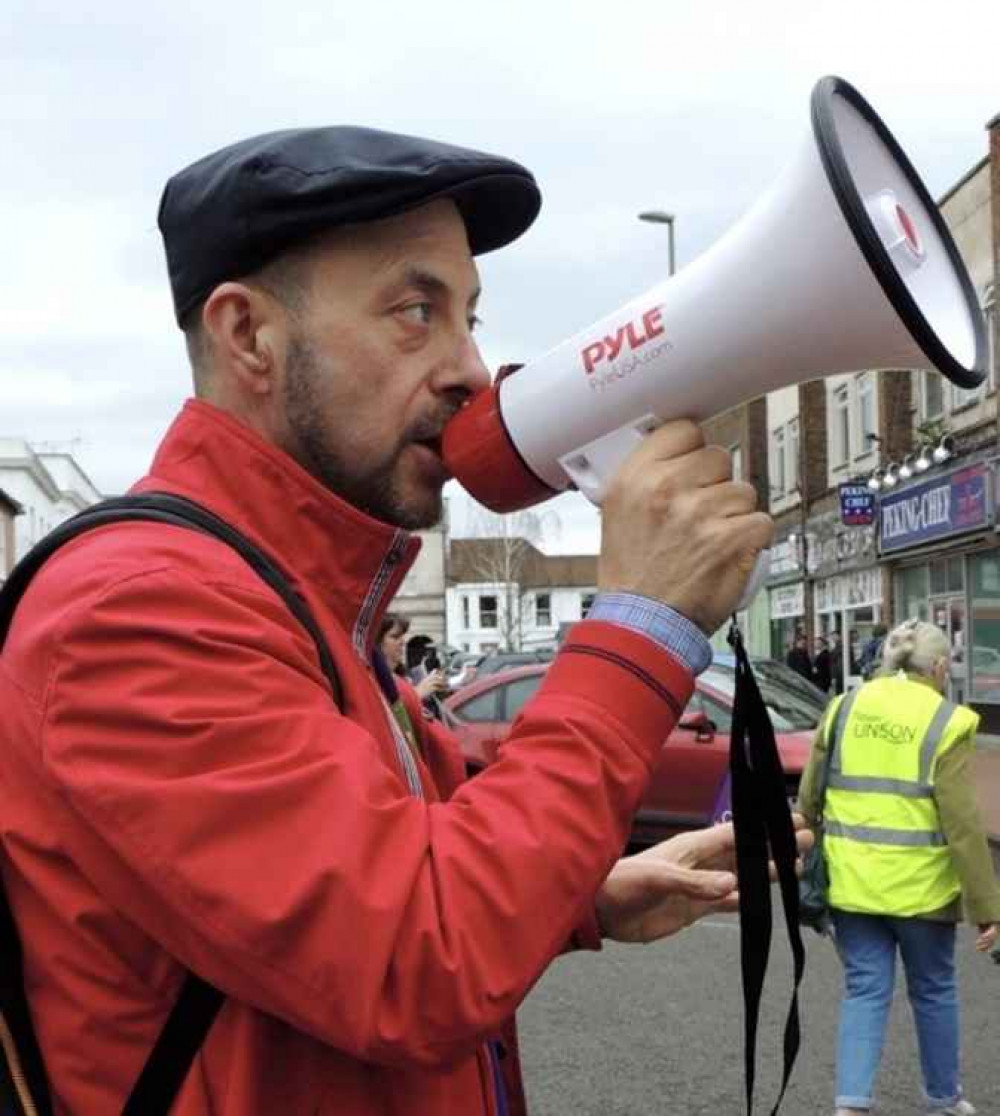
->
[[446, 538, 597, 654], [0, 488, 23, 581], [0, 440, 101, 566], [390, 520, 448, 647]]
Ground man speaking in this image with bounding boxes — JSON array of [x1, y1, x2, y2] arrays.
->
[[0, 126, 773, 1113]]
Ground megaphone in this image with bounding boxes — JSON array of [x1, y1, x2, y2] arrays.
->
[[443, 77, 988, 571]]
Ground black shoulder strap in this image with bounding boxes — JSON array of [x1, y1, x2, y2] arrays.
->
[[0, 492, 343, 1116]]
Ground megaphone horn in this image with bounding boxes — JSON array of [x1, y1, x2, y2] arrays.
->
[[443, 76, 988, 520]]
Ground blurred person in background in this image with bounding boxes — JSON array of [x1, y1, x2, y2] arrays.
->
[[858, 623, 888, 681], [377, 612, 448, 705], [786, 632, 814, 684], [813, 635, 832, 694], [798, 619, 1000, 1116], [830, 629, 846, 694]]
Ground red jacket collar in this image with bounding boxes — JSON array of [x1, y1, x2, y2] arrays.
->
[[134, 399, 422, 646]]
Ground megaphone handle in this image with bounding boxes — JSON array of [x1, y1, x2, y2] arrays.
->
[[557, 417, 660, 504], [736, 548, 770, 613], [558, 420, 770, 615]]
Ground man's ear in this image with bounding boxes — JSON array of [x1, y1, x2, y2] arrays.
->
[[201, 282, 283, 397]]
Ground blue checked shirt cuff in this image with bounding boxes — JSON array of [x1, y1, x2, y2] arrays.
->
[[586, 592, 712, 677]]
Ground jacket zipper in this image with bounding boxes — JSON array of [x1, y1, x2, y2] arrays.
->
[[351, 528, 503, 1115], [353, 531, 409, 654]]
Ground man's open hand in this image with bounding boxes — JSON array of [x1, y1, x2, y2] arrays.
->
[[595, 815, 814, 944]]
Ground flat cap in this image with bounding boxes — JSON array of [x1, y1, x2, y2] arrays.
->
[[158, 126, 542, 326]]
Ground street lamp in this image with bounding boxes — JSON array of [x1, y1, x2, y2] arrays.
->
[[638, 209, 676, 276]]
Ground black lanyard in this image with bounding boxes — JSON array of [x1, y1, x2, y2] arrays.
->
[[728, 622, 806, 1114]]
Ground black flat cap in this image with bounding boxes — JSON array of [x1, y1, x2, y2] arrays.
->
[[158, 126, 541, 327]]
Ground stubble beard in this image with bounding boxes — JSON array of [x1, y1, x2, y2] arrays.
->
[[283, 334, 443, 530]]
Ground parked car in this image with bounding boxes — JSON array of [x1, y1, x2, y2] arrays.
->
[[711, 650, 829, 703], [442, 659, 826, 845], [472, 648, 556, 679], [446, 652, 486, 690]]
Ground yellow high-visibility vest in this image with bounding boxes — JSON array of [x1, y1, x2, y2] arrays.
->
[[821, 676, 977, 917]]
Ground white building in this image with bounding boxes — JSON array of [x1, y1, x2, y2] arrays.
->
[[390, 519, 448, 646], [446, 538, 597, 653], [0, 488, 23, 580], [0, 440, 102, 564]]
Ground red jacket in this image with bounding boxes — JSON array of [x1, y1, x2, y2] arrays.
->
[[0, 400, 694, 1114]]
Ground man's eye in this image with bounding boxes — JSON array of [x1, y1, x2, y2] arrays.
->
[[468, 313, 483, 333], [400, 303, 432, 325]]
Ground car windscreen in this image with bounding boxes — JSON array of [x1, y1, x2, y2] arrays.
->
[[699, 665, 826, 731]]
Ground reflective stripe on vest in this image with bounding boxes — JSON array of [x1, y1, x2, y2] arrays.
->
[[822, 679, 962, 916], [824, 821, 947, 846]]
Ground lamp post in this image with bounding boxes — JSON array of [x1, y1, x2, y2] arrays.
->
[[637, 209, 676, 276]]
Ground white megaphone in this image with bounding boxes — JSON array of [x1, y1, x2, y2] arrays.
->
[[442, 76, 988, 606]]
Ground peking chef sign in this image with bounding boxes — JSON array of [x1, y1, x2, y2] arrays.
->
[[879, 461, 994, 555]]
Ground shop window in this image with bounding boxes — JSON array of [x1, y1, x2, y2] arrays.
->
[[929, 559, 948, 596], [947, 557, 965, 594], [970, 554, 1000, 704], [895, 565, 930, 622]]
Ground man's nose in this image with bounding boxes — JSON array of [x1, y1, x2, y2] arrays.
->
[[435, 334, 491, 397]]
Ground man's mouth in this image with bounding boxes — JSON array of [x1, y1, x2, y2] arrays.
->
[[409, 434, 450, 479]]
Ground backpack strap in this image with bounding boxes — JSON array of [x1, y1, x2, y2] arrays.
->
[[0, 492, 343, 1115]]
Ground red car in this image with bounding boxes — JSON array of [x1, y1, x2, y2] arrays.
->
[[442, 659, 824, 845]]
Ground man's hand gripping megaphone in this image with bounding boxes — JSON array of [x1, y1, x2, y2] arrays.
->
[[594, 419, 772, 633]]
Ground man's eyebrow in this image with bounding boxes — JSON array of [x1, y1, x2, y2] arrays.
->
[[398, 266, 481, 306]]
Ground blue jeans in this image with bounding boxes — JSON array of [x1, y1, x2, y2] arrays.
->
[[833, 910, 963, 1111]]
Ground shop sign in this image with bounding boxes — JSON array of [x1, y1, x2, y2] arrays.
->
[[807, 515, 877, 579], [839, 482, 876, 526], [768, 538, 802, 578], [879, 462, 993, 555], [814, 569, 882, 612], [769, 583, 804, 619]]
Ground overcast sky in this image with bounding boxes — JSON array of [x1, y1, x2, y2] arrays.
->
[[3, 1, 998, 553]]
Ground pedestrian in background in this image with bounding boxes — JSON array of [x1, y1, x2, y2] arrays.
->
[[377, 612, 448, 705], [858, 623, 887, 681], [798, 619, 1000, 1116], [830, 630, 845, 694], [813, 635, 832, 694], [786, 632, 814, 684]]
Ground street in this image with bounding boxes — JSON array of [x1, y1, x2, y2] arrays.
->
[[518, 913, 999, 1115]]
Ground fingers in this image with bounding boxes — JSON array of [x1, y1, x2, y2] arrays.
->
[[640, 445, 734, 495], [975, 925, 998, 952], [639, 822, 736, 873], [598, 418, 775, 630], [623, 419, 705, 471]]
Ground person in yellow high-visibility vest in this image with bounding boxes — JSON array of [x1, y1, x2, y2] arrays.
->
[[798, 619, 1000, 1116]]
